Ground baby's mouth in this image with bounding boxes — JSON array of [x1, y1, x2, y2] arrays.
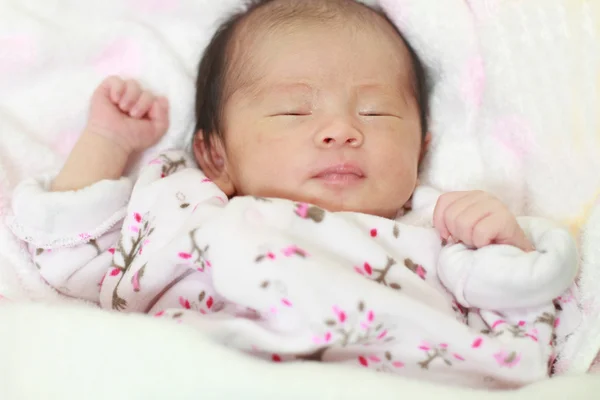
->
[[313, 164, 365, 185]]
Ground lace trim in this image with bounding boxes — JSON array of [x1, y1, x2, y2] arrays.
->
[[5, 208, 127, 249]]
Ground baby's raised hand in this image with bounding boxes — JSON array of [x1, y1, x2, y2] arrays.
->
[[87, 76, 169, 154], [433, 191, 534, 252]]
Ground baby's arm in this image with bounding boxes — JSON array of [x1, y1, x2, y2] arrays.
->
[[52, 77, 168, 191], [9, 77, 169, 302], [436, 216, 576, 380]]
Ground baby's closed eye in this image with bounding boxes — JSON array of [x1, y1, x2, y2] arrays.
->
[[359, 111, 402, 118], [270, 109, 313, 117]]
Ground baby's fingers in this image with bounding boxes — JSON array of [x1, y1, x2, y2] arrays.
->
[[433, 191, 472, 240], [97, 76, 126, 104], [119, 80, 142, 112], [450, 200, 495, 247], [130, 91, 155, 118], [471, 213, 503, 249]]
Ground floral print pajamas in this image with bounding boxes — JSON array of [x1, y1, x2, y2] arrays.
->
[[9, 151, 579, 388]]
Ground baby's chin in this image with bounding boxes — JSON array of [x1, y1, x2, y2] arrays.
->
[[278, 192, 398, 219], [312, 200, 398, 219]]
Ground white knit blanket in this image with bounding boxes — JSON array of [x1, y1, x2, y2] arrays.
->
[[0, 0, 599, 398]]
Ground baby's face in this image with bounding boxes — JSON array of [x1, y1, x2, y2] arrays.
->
[[219, 22, 422, 218]]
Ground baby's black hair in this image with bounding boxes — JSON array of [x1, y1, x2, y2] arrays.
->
[[193, 0, 429, 153]]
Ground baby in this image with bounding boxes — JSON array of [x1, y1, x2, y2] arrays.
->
[[10, 0, 578, 389]]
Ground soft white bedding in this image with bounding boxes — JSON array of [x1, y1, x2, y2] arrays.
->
[[1, 0, 599, 398], [1, 302, 600, 400]]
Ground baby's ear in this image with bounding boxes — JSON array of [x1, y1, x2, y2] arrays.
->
[[193, 132, 235, 196]]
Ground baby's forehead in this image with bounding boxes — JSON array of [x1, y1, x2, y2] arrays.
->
[[225, 9, 415, 100]]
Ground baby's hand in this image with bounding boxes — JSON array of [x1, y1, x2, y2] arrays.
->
[[433, 191, 534, 252], [87, 76, 169, 154]]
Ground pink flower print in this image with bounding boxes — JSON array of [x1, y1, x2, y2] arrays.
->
[[295, 203, 309, 218], [179, 296, 191, 309], [332, 306, 347, 323], [554, 318, 560, 328], [134, 213, 142, 223], [439, 343, 448, 349], [418, 342, 431, 351], [179, 252, 192, 260], [281, 298, 293, 307], [370, 229, 378, 238], [267, 252, 276, 260], [110, 268, 121, 277], [148, 158, 162, 165], [558, 291, 575, 303], [491, 319, 506, 329], [392, 361, 405, 368], [361, 310, 376, 330], [130, 225, 140, 233], [206, 260, 212, 268], [367, 310, 375, 322], [494, 351, 521, 368], [313, 332, 333, 345], [453, 353, 465, 361], [201, 178, 212, 183], [79, 233, 91, 240], [281, 245, 308, 258], [368, 355, 382, 363], [272, 354, 282, 362], [377, 330, 388, 340], [518, 320, 526, 327], [363, 263, 373, 275], [525, 329, 539, 342], [108, 248, 116, 255], [415, 265, 427, 280], [206, 296, 214, 309], [138, 239, 150, 255], [154, 310, 165, 317], [472, 337, 483, 348], [131, 271, 141, 292], [358, 356, 369, 367]]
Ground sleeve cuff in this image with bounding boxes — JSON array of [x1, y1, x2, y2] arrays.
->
[[437, 217, 578, 310], [7, 175, 132, 248]]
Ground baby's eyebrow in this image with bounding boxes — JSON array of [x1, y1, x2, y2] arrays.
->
[[249, 82, 315, 100]]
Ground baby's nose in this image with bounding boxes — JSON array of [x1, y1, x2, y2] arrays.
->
[[314, 119, 364, 149]]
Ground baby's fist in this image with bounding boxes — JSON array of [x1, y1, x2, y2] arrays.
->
[[433, 191, 534, 252], [87, 76, 169, 154]]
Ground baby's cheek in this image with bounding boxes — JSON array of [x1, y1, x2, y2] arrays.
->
[[236, 150, 292, 194]]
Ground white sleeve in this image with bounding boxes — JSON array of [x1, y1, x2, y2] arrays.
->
[[437, 216, 578, 310], [7, 175, 132, 302]]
